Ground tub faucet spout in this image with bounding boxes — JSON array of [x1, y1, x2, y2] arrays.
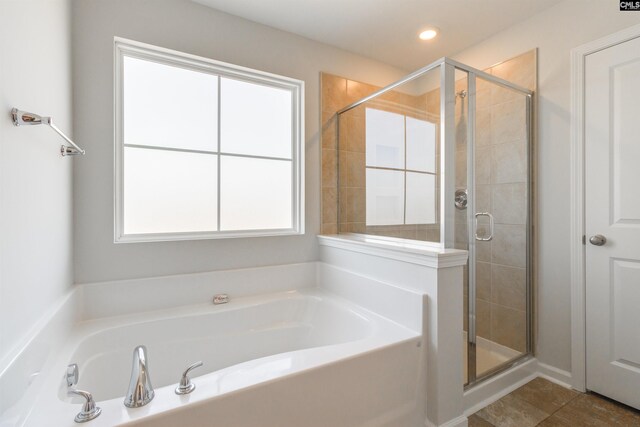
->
[[124, 345, 154, 408]]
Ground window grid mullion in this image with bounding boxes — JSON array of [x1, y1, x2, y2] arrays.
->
[[123, 144, 217, 155], [123, 143, 292, 162], [217, 76, 222, 232], [403, 115, 407, 225], [364, 165, 435, 175]]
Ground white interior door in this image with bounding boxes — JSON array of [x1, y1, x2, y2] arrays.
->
[[585, 35, 640, 410]]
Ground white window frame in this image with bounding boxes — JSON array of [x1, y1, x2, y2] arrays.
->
[[114, 37, 304, 243]]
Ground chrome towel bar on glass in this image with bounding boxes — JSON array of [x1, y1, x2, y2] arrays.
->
[[11, 108, 85, 156]]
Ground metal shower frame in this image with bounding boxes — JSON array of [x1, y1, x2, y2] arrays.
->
[[336, 57, 534, 388]]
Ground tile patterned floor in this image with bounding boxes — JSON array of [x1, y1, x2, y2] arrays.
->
[[470, 377, 640, 427]]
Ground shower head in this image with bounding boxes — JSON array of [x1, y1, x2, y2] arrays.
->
[[11, 108, 85, 156]]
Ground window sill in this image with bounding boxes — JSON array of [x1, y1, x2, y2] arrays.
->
[[115, 228, 303, 243]]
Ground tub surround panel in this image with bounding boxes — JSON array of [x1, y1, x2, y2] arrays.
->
[[79, 262, 317, 320], [319, 263, 425, 332], [319, 235, 468, 426]]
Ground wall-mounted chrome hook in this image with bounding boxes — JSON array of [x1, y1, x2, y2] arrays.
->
[[11, 108, 85, 156]]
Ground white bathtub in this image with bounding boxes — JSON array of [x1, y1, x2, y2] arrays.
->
[[24, 289, 422, 427]]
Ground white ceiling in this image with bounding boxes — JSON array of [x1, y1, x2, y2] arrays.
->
[[192, 0, 562, 71]]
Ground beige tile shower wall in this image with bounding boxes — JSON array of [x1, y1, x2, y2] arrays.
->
[[320, 74, 344, 235], [320, 73, 438, 238], [338, 106, 366, 234], [474, 50, 536, 353], [320, 74, 373, 235]]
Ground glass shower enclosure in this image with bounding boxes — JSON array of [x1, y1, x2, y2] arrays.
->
[[335, 58, 533, 387]]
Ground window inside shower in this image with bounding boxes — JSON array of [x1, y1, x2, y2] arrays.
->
[[336, 66, 442, 241], [364, 108, 437, 227]]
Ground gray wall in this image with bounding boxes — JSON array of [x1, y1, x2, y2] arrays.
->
[[452, 0, 640, 373], [71, 0, 406, 283], [0, 0, 73, 362]]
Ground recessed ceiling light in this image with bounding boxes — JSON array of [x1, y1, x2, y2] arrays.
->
[[418, 28, 438, 41]]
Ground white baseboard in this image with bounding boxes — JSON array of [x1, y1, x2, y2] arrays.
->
[[464, 357, 538, 415], [463, 358, 575, 417], [425, 415, 468, 427], [537, 362, 573, 389]]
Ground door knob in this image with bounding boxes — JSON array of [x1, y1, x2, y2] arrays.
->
[[589, 234, 607, 246]]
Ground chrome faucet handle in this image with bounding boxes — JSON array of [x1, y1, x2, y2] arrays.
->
[[175, 361, 203, 395], [68, 388, 102, 423]]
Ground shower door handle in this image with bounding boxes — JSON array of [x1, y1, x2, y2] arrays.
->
[[474, 212, 494, 241]]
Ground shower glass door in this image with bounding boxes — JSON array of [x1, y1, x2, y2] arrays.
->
[[463, 72, 532, 386]]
